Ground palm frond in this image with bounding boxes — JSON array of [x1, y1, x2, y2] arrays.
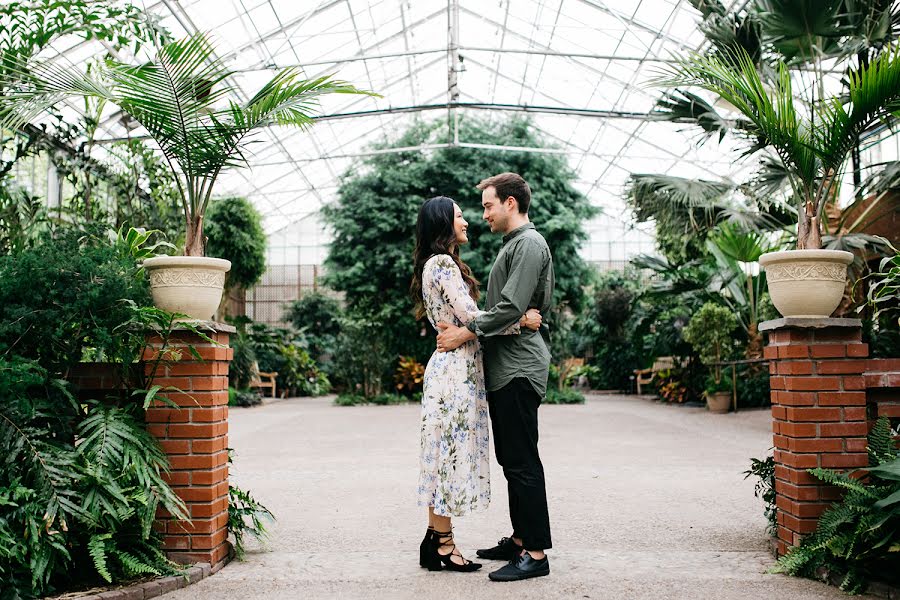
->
[[653, 89, 735, 143], [754, 0, 846, 63], [818, 44, 900, 175], [655, 47, 819, 198]]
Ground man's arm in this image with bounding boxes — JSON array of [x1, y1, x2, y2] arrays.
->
[[468, 238, 545, 337]]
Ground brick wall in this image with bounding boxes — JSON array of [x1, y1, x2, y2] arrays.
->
[[69, 324, 234, 568], [763, 318, 900, 557]]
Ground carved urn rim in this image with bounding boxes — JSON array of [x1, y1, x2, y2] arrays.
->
[[759, 249, 853, 268], [142, 255, 232, 272]]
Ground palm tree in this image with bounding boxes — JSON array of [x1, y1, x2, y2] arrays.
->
[[641, 1, 900, 253], [654, 44, 900, 249], [0, 33, 375, 256]]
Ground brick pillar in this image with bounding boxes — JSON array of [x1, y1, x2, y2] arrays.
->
[[761, 317, 869, 557], [143, 323, 234, 566]]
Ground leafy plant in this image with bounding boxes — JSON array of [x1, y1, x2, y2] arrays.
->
[[744, 454, 777, 537], [682, 302, 739, 383], [862, 239, 900, 327], [227, 450, 274, 560], [0, 226, 198, 597], [654, 368, 690, 404], [0, 33, 374, 256], [655, 44, 900, 250], [704, 373, 733, 394], [228, 387, 262, 408], [774, 417, 900, 593], [394, 355, 425, 396], [544, 387, 586, 405], [229, 331, 257, 390], [278, 344, 330, 397], [283, 292, 343, 373], [333, 311, 395, 398]]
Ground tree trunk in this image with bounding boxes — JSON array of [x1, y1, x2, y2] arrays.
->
[[797, 201, 822, 250], [746, 322, 763, 360], [184, 214, 205, 256]]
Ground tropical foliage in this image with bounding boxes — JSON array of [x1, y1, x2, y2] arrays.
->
[[0, 227, 187, 598], [643, 0, 900, 253], [0, 32, 374, 256], [774, 417, 900, 594]]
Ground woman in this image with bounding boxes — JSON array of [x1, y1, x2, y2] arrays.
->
[[410, 196, 541, 572]]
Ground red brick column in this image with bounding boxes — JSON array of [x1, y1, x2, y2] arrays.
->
[[761, 317, 869, 557], [143, 324, 234, 566]]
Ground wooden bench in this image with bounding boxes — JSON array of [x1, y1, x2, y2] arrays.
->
[[633, 356, 677, 395], [249, 361, 278, 398]]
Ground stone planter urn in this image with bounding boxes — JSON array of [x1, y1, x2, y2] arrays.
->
[[143, 256, 231, 320], [706, 391, 731, 414], [759, 249, 854, 318]]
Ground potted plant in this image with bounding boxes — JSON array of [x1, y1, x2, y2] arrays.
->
[[683, 302, 738, 413], [703, 375, 732, 414], [656, 45, 900, 318], [0, 34, 374, 319]]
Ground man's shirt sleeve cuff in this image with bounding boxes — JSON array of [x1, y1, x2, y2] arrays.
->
[[467, 320, 482, 336]]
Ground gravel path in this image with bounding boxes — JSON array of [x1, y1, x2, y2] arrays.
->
[[166, 393, 865, 599]]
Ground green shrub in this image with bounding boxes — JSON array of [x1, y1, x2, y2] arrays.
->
[[333, 311, 394, 397], [0, 228, 212, 597], [245, 321, 294, 374], [736, 367, 771, 408], [545, 387, 585, 404], [283, 292, 343, 373], [229, 331, 257, 389], [704, 374, 732, 394], [334, 393, 365, 406], [205, 197, 267, 317], [334, 392, 409, 406], [0, 226, 152, 370], [228, 386, 262, 407], [682, 302, 738, 369]]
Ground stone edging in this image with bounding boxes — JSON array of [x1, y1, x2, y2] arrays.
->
[[68, 558, 227, 600]]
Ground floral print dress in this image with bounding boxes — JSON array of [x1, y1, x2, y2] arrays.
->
[[416, 254, 519, 517]]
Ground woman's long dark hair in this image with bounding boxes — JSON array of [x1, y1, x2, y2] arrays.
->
[[410, 196, 480, 320]]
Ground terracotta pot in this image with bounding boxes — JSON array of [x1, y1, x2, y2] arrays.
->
[[759, 249, 854, 318], [706, 391, 731, 414], [143, 256, 231, 320]]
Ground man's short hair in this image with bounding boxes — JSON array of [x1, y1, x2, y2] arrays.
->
[[476, 172, 531, 214]]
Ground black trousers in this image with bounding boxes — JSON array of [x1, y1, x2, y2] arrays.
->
[[488, 377, 552, 550]]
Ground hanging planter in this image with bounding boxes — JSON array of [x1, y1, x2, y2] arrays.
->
[[760, 250, 853, 318], [143, 256, 231, 321]]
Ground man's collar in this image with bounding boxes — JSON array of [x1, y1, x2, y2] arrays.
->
[[502, 222, 535, 243]]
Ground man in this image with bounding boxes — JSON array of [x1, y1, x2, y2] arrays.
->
[[436, 172, 554, 582]]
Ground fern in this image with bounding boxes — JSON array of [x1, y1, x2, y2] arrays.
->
[[88, 534, 113, 583], [774, 418, 900, 593], [868, 417, 898, 467]]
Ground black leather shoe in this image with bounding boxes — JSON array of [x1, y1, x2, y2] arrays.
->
[[476, 536, 523, 561], [488, 552, 550, 582]]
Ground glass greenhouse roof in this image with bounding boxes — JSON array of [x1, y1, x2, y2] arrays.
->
[[34, 0, 776, 262]]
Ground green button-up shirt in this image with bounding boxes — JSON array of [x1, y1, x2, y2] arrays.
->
[[467, 222, 555, 398]]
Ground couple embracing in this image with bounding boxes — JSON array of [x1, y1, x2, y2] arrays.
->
[[410, 172, 554, 582]]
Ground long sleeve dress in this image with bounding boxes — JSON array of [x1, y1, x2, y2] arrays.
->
[[416, 254, 519, 517]]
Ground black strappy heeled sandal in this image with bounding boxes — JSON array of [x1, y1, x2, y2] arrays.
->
[[419, 526, 434, 568], [425, 529, 482, 572]]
